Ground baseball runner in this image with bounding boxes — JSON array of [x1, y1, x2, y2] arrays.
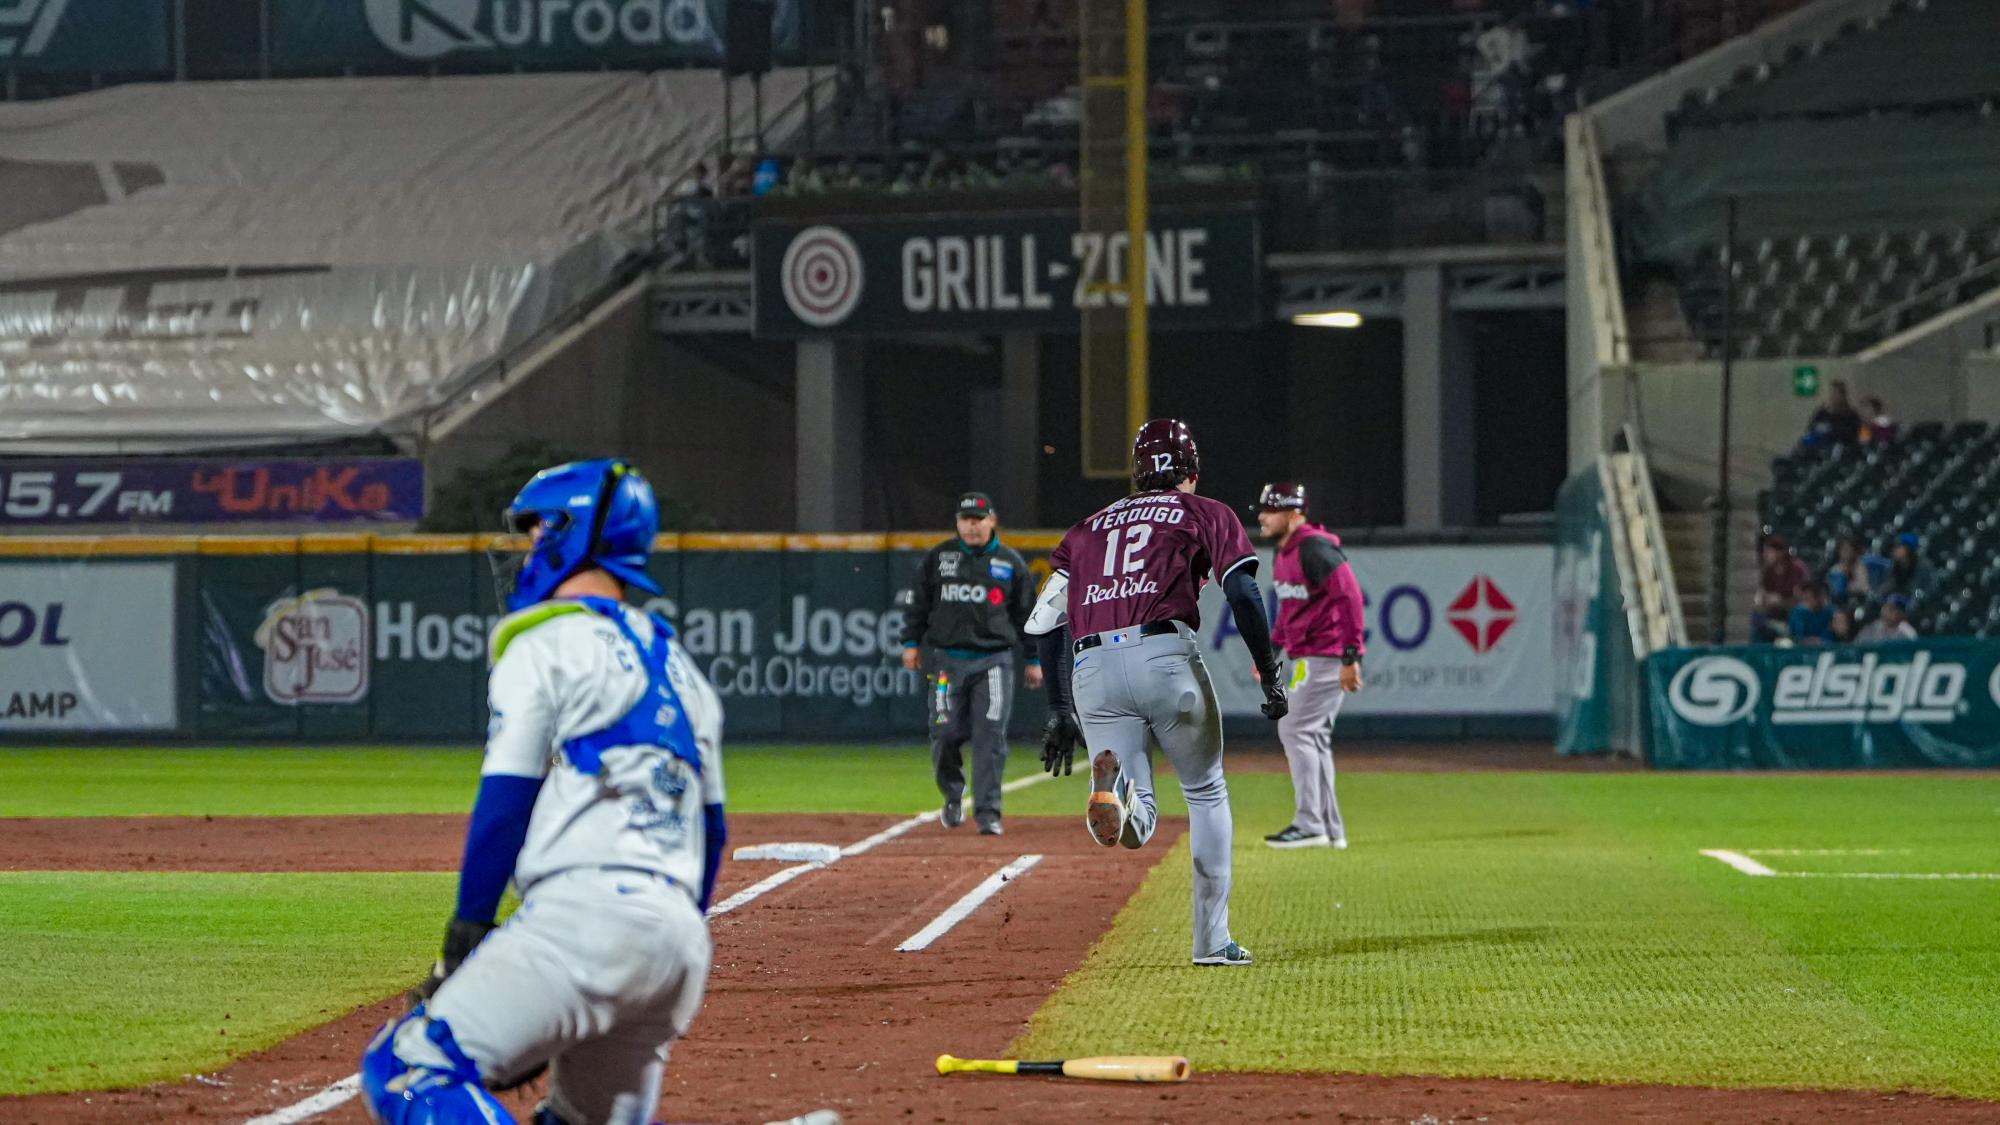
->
[[361, 459, 726, 1125], [1027, 419, 1289, 967], [1253, 483, 1365, 850], [898, 491, 1043, 835]]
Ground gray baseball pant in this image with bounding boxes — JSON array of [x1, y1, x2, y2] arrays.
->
[[929, 649, 1015, 820], [1277, 656, 1348, 840], [1070, 624, 1233, 959]]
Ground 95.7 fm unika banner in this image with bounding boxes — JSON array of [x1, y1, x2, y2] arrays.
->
[[0, 459, 423, 525], [1197, 544, 1555, 718], [0, 561, 178, 732], [752, 209, 1262, 336], [1645, 640, 2000, 769]]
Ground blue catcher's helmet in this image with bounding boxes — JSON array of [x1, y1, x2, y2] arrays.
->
[[503, 459, 663, 612]]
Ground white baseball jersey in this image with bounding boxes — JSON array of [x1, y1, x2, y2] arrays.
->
[[483, 602, 726, 900]]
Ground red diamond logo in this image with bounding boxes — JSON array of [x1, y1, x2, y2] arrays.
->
[[1447, 576, 1516, 654]]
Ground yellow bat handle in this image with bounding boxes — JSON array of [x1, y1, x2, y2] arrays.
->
[[936, 1055, 1019, 1076]]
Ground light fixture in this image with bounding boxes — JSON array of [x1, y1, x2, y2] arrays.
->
[[1290, 310, 1364, 328]]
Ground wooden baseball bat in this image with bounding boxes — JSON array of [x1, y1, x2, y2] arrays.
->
[[935, 1054, 1191, 1082]]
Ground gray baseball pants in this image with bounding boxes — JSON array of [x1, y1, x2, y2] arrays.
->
[[929, 649, 1015, 821], [1277, 656, 1348, 840], [1070, 623, 1233, 959]]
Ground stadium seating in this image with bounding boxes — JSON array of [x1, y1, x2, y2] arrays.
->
[[1623, 0, 2000, 359], [1762, 421, 2000, 637]]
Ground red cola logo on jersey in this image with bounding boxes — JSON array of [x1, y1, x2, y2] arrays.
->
[[1082, 574, 1161, 605]]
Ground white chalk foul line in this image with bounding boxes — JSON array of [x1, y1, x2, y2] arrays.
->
[[1741, 848, 1913, 857], [896, 854, 1044, 952], [1702, 848, 2000, 880], [241, 771, 1058, 1124], [1701, 849, 1778, 876], [240, 1074, 361, 1125]]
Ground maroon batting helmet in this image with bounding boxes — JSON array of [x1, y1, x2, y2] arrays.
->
[[1254, 481, 1307, 513], [1133, 418, 1200, 491]]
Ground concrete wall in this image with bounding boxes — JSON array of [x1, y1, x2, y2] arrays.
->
[[426, 292, 797, 530]]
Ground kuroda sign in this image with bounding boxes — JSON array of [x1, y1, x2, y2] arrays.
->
[[1646, 642, 2000, 769], [274, 0, 799, 70]]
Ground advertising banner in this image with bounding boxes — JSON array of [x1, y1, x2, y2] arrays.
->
[[0, 1, 169, 74], [1195, 544, 1555, 717], [190, 542, 1054, 742], [0, 561, 177, 732], [752, 209, 1263, 337], [272, 0, 800, 73], [1645, 640, 2000, 769], [0, 459, 424, 525]]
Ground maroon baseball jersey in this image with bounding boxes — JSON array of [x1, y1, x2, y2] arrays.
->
[[1050, 489, 1257, 636], [1270, 524, 1366, 658]]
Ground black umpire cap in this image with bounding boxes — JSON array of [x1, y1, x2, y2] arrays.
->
[[1253, 482, 1308, 513], [957, 492, 997, 519]]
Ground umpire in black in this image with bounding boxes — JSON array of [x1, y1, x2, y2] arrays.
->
[[898, 492, 1042, 835]]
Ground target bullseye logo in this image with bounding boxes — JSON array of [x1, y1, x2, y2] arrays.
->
[[780, 226, 865, 328]]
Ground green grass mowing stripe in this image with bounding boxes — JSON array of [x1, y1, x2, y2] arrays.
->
[[0, 744, 1047, 817], [1551, 773, 2000, 1098], [1014, 773, 2000, 1096], [0, 871, 451, 1096]]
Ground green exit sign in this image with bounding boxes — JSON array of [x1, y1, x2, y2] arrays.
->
[[1793, 365, 1820, 397]]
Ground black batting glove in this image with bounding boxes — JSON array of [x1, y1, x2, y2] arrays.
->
[[1041, 710, 1081, 776], [408, 917, 495, 1008], [1258, 663, 1289, 721]]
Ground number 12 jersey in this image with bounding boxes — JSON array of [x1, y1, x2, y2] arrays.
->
[[1049, 489, 1258, 637]]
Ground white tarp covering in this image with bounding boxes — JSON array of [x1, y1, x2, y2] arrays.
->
[[0, 71, 808, 450]]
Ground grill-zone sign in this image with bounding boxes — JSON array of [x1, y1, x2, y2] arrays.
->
[[754, 210, 1261, 336]]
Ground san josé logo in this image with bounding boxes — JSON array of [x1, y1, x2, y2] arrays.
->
[[780, 226, 865, 327], [363, 0, 715, 61], [257, 589, 370, 705], [1667, 655, 1760, 727]]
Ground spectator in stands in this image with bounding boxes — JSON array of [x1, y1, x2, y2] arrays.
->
[[1829, 605, 1859, 644], [1859, 594, 1919, 643], [782, 156, 827, 195], [1825, 533, 1873, 601], [1881, 532, 1936, 600], [1801, 380, 1862, 447], [1787, 580, 1835, 646], [1860, 396, 1897, 445], [1752, 533, 1810, 643]]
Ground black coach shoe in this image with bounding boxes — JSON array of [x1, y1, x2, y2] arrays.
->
[[942, 797, 965, 829], [977, 815, 1003, 836], [1264, 825, 1332, 850]]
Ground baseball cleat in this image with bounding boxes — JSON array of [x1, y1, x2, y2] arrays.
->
[[1193, 941, 1254, 967], [1264, 825, 1331, 849], [977, 816, 1003, 836], [941, 798, 964, 829], [1085, 750, 1125, 847], [1331, 835, 1349, 850]]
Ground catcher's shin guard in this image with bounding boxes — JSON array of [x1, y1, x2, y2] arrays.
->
[[361, 1008, 517, 1125]]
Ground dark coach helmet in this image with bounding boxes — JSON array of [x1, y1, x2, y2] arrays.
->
[[1133, 418, 1200, 491], [1254, 481, 1308, 513]]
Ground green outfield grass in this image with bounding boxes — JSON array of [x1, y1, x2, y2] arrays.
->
[[5, 746, 1997, 1100], [1014, 771, 2000, 1098], [0, 743, 1023, 818], [0, 872, 450, 1095]]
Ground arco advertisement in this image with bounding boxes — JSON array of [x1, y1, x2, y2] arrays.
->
[[1197, 544, 1554, 717]]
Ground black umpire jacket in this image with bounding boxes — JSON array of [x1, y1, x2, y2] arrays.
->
[[897, 536, 1039, 663]]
